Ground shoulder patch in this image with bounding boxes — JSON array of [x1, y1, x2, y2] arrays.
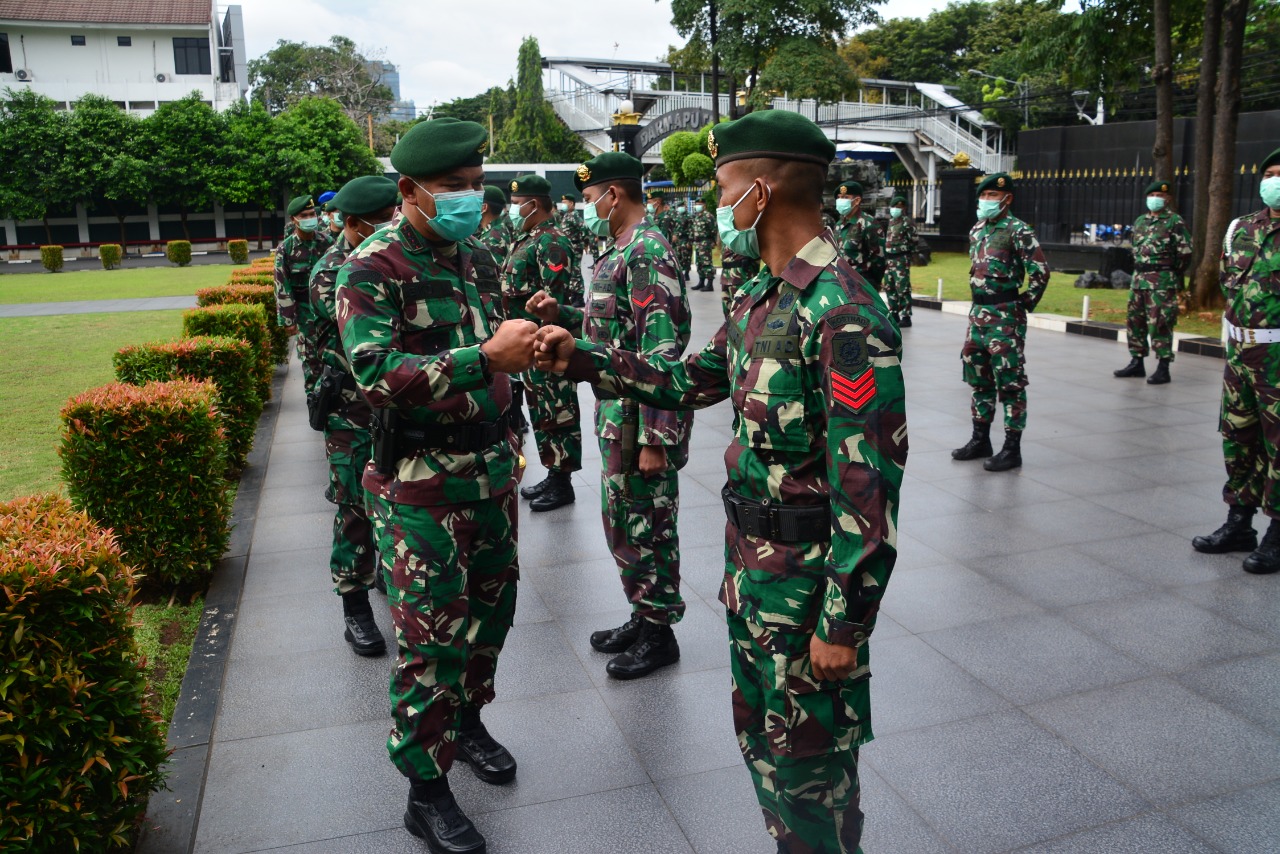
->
[[830, 366, 876, 413], [342, 269, 383, 287], [831, 331, 869, 373]]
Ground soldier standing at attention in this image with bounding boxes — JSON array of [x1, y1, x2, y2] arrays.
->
[[477, 184, 513, 266], [556, 193, 594, 296], [720, 247, 761, 317], [308, 176, 400, 657], [951, 173, 1050, 473], [648, 192, 674, 242], [335, 117, 539, 854], [835, 182, 886, 291], [1113, 179, 1192, 384], [689, 199, 718, 291], [533, 111, 907, 853], [274, 195, 333, 392], [882, 194, 917, 327], [673, 198, 695, 279], [528, 152, 693, 679], [502, 174, 583, 512], [1192, 147, 1280, 575]]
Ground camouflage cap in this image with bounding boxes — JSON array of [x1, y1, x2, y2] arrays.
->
[[1145, 179, 1172, 195], [287, 195, 315, 217], [333, 175, 399, 217], [483, 184, 508, 207], [709, 110, 835, 167], [510, 174, 552, 197], [1262, 147, 1280, 171], [574, 151, 644, 191], [976, 173, 1015, 194], [390, 117, 487, 178], [837, 181, 863, 197]]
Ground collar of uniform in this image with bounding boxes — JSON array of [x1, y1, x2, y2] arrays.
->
[[396, 216, 459, 259], [618, 218, 648, 252], [774, 231, 838, 291]]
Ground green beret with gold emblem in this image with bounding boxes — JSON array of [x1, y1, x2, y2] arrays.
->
[[389, 117, 487, 178], [1145, 179, 1172, 195], [837, 181, 863, 197], [646, 191, 663, 202], [510, 174, 552, 197], [891, 195, 906, 206], [976, 173, 1015, 194], [561, 194, 577, 202], [708, 110, 835, 166], [333, 175, 400, 217], [483, 185, 508, 207], [1261, 147, 1280, 171], [287, 195, 314, 217], [574, 151, 644, 191]]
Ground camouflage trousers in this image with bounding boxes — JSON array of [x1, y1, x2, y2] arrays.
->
[[1126, 287, 1179, 361], [294, 296, 320, 392], [1219, 342, 1280, 517], [677, 242, 694, 275], [323, 421, 377, 595], [525, 368, 583, 474], [367, 490, 518, 783], [728, 613, 867, 854], [599, 436, 687, 624], [962, 305, 1029, 431], [694, 241, 716, 285], [883, 256, 912, 321]]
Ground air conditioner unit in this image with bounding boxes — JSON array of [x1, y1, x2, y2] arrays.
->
[[15, 68, 32, 81], [156, 73, 167, 83]]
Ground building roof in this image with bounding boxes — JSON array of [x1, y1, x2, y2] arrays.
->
[[0, 0, 211, 26]]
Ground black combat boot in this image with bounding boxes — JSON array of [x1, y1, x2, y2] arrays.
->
[[1242, 518, 1280, 574], [519, 473, 552, 500], [529, 470, 575, 512], [341, 589, 386, 656], [456, 704, 517, 784], [1146, 359, 1171, 385], [1192, 505, 1258, 554], [984, 430, 1023, 472], [1114, 357, 1146, 378], [405, 777, 486, 854], [589, 615, 643, 653], [951, 420, 993, 461], [605, 620, 680, 680], [898, 313, 912, 328]]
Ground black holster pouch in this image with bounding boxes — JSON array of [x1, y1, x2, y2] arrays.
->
[[307, 365, 353, 431]]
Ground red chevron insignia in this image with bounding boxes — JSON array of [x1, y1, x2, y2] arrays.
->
[[547, 262, 565, 272], [831, 368, 876, 412], [633, 293, 656, 309]]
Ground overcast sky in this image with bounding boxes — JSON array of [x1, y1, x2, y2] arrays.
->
[[233, 0, 951, 110]]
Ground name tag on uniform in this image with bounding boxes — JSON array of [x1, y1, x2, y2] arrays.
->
[[590, 279, 616, 294], [751, 334, 800, 359], [403, 278, 454, 301]]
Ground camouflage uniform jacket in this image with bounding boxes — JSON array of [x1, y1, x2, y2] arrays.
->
[[335, 219, 516, 507], [556, 210, 593, 258], [1130, 210, 1192, 290], [689, 209, 717, 243], [653, 208, 677, 243], [477, 217, 513, 267], [671, 207, 693, 244], [501, 218, 578, 325], [884, 215, 917, 258], [310, 232, 370, 428], [1222, 208, 1280, 329], [968, 213, 1051, 309], [274, 229, 333, 325], [836, 212, 886, 286], [560, 217, 693, 447], [562, 231, 907, 649], [468, 238, 506, 328]]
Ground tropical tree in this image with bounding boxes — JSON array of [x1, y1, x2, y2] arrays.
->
[[217, 100, 279, 248], [272, 97, 382, 197], [65, 95, 150, 247], [249, 36, 395, 122], [143, 93, 226, 240], [0, 88, 71, 243], [491, 36, 588, 163]]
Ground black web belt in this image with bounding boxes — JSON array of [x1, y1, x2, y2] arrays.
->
[[971, 292, 1021, 306], [722, 486, 830, 543], [1133, 263, 1174, 273], [393, 415, 510, 454]]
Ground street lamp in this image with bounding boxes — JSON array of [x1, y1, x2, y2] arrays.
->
[[1071, 90, 1105, 126], [967, 69, 1029, 127]]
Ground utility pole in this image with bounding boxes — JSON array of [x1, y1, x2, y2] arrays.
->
[[709, 0, 720, 123], [367, 113, 374, 151]]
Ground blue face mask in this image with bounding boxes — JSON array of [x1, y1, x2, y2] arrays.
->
[[716, 183, 768, 259], [1260, 176, 1280, 209], [583, 189, 615, 238], [411, 182, 483, 242], [835, 198, 853, 216], [977, 199, 1003, 220], [1146, 196, 1166, 213], [507, 199, 533, 232]]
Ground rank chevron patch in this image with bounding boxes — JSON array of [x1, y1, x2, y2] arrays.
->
[[831, 367, 875, 412], [633, 293, 656, 309]]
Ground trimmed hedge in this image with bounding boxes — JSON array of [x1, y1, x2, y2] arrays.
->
[[227, 269, 274, 286], [228, 238, 249, 264], [60, 379, 231, 589], [167, 240, 192, 267], [99, 243, 122, 270], [182, 303, 272, 401], [0, 494, 169, 851], [40, 245, 63, 273], [115, 336, 263, 474], [197, 283, 287, 365], [250, 255, 274, 269]]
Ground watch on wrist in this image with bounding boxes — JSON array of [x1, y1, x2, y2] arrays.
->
[[477, 346, 493, 383]]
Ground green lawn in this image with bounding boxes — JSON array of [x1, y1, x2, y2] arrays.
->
[[0, 264, 238, 304], [133, 599, 204, 739], [915, 251, 1222, 338], [0, 310, 185, 501]]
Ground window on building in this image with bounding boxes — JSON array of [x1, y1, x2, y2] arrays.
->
[[118, 36, 132, 47], [71, 35, 86, 46], [172, 38, 211, 75], [0, 34, 11, 74]]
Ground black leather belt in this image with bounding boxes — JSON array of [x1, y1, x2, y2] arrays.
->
[[396, 415, 510, 454], [971, 292, 1021, 306], [1134, 263, 1173, 273], [290, 284, 310, 302], [722, 486, 830, 543]]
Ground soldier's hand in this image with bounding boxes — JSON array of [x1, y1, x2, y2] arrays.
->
[[638, 445, 667, 476], [481, 320, 539, 374], [809, 635, 858, 682], [526, 290, 561, 324], [534, 325, 575, 372]]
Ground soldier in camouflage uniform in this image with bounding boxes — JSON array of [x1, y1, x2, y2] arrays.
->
[[834, 182, 886, 290], [882, 195, 917, 327], [648, 192, 675, 243], [274, 195, 333, 391], [477, 184, 513, 268], [528, 152, 694, 679], [308, 176, 401, 657], [951, 173, 1051, 473], [1192, 146, 1280, 575], [556, 194, 594, 296], [721, 247, 761, 317], [335, 118, 539, 854], [536, 111, 907, 854], [1113, 179, 1192, 384], [689, 200, 718, 291], [502, 174, 583, 512], [672, 199, 695, 278]]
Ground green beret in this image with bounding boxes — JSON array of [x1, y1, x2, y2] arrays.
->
[[333, 175, 399, 217], [1144, 179, 1173, 195], [709, 111, 835, 167], [483, 185, 508, 207], [1261, 147, 1280, 171], [390, 117, 487, 178], [646, 191, 663, 202], [509, 174, 552, 197], [322, 199, 338, 212], [976, 173, 1015, 194], [890, 195, 906, 206], [574, 152, 643, 191], [560, 194, 576, 202], [837, 181, 863, 197], [287, 195, 314, 217]]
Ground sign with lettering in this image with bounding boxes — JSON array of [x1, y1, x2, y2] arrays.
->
[[636, 107, 716, 154]]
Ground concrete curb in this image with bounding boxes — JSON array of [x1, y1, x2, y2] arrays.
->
[[136, 362, 288, 854]]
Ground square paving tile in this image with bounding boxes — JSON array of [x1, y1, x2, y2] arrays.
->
[[867, 634, 1011, 736], [878, 562, 1043, 634], [1174, 779, 1280, 854], [1011, 812, 1217, 854]]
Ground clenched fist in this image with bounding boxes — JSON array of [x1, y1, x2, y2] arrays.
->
[[533, 325, 575, 373], [525, 290, 560, 324], [481, 319, 539, 373]]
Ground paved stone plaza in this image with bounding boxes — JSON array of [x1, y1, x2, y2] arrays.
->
[[175, 286, 1279, 853]]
